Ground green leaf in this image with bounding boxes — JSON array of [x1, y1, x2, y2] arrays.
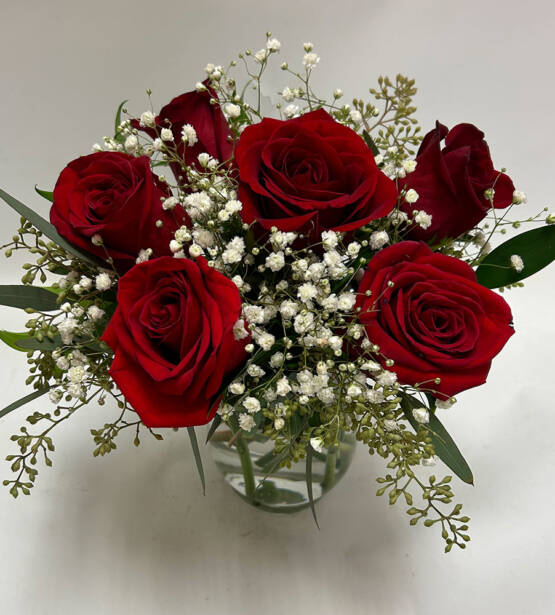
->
[[401, 394, 474, 485], [0, 386, 51, 420], [0, 187, 104, 267], [34, 186, 53, 202], [0, 285, 59, 311], [114, 99, 129, 141], [0, 329, 105, 354], [0, 330, 30, 351], [476, 226, 555, 288], [306, 445, 320, 529], [0, 330, 61, 352], [15, 335, 62, 352], [205, 414, 222, 444], [187, 426, 205, 495], [362, 130, 380, 156]]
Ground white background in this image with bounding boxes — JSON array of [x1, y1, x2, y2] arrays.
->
[[1, 1, 554, 613]]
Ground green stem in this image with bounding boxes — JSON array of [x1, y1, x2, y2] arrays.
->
[[321, 445, 337, 491], [235, 435, 256, 502]]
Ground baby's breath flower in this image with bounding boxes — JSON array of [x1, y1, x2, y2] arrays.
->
[[281, 87, 296, 102], [124, 135, 139, 153], [510, 254, 524, 272], [224, 103, 241, 118], [298, 283, 318, 303], [243, 305, 264, 324], [303, 52, 320, 68], [181, 124, 198, 146], [276, 377, 292, 396], [243, 397, 261, 414], [95, 273, 112, 292], [87, 306, 105, 321], [377, 371, 397, 387], [412, 407, 430, 424], [229, 381, 245, 395], [369, 231, 389, 250], [284, 104, 300, 118], [280, 300, 298, 319], [254, 48, 269, 63], [238, 413, 255, 431], [270, 352, 284, 368], [266, 251, 285, 272], [404, 188, 419, 204], [162, 196, 179, 211], [266, 37, 281, 51], [512, 190, 527, 204], [321, 230, 339, 249], [233, 319, 249, 340], [139, 111, 156, 128], [413, 210, 432, 230], [310, 437, 324, 453], [337, 293, 356, 311], [160, 128, 173, 141]]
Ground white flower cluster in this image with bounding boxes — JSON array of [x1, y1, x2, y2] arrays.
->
[[49, 348, 92, 401]]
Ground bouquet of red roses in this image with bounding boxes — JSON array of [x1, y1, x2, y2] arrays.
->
[[1, 36, 553, 551]]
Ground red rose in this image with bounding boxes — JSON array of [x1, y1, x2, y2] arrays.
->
[[101, 256, 248, 427], [51, 152, 187, 272], [236, 109, 397, 239], [401, 122, 515, 240], [355, 241, 514, 398], [134, 81, 233, 181]]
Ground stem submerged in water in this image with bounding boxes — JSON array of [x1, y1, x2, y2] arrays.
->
[[321, 445, 337, 491], [235, 435, 256, 502]]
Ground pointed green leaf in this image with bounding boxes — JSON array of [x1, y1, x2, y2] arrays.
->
[[306, 445, 320, 529], [0, 285, 59, 311], [362, 130, 379, 156], [401, 394, 474, 485], [0, 188, 104, 267], [114, 99, 129, 140], [0, 386, 51, 420], [476, 226, 555, 288], [205, 414, 222, 444], [187, 427, 205, 495], [34, 186, 53, 202]]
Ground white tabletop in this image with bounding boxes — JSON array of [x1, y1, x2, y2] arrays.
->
[[1, 1, 554, 613]]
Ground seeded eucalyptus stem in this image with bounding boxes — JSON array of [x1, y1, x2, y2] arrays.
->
[[235, 434, 256, 502]]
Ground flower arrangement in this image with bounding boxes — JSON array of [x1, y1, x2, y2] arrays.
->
[[1, 35, 553, 552]]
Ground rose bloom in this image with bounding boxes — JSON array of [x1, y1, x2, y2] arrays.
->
[[51, 152, 187, 272], [355, 242, 514, 398], [401, 122, 515, 240], [236, 109, 397, 239], [133, 80, 233, 180], [101, 256, 249, 427]]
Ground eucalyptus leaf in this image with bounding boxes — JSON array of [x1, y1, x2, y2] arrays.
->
[[0, 386, 51, 420], [0, 187, 104, 267], [187, 426, 206, 495], [34, 186, 53, 202], [476, 226, 555, 288], [0, 285, 59, 311], [401, 394, 474, 485]]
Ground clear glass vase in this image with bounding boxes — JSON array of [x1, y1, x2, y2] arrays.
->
[[209, 426, 356, 513]]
